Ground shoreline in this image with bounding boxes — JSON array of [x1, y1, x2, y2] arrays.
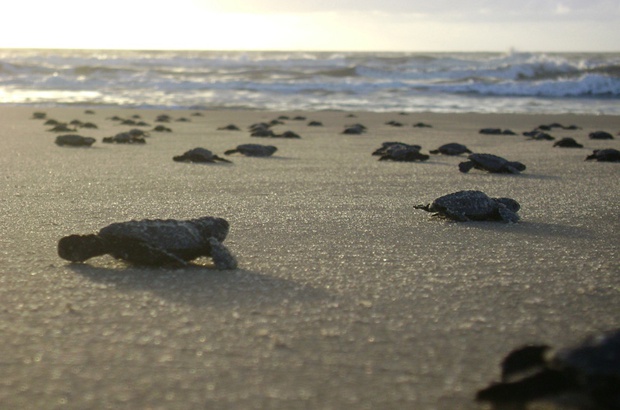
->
[[1, 106, 619, 409]]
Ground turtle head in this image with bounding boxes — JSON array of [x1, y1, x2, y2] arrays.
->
[[58, 234, 107, 262], [192, 217, 230, 242], [494, 197, 520, 213]]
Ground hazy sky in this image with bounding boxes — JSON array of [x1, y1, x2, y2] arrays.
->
[[1, 0, 618, 51]]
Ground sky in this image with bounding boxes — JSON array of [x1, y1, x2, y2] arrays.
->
[[1, 0, 618, 51]]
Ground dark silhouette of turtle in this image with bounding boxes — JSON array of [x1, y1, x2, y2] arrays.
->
[[589, 131, 614, 140], [342, 124, 367, 135], [585, 149, 620, 162], [308, 121, 323, 127], [173, 148, 231, 163], [414, 190, 520, 222], [412, 122, 432, 128], [217, 124, 241, 131], [55, 135, 96, 147], [523, 130, 555, 140], [476, 328, 620, 409], [429, 143, 472, 156], [79, 122, 98, 129], [152, 125, 172, 132], [276, 131, 301, 139], [372, 142, 421, 156], [479, 128, 517, 135], [58, 216, 237, 269], [102, 132, 146, 144], [32, 112, 47, 119], [377, 143, 429, 162], [225, 144, 277, 157], [385, 120, 404, 127], [459, 153, 526, 174], [554, 137, 583, 148]]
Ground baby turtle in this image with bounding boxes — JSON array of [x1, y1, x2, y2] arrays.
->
[[217, 124, 241, 131], [554, 137, 583, 148], [152, 125, 172, 132], [378, 144, 429, 162], [429, 143, 472, 156], [58, 216, 237, 269], [342, 124, 367, 135], [414, 190, 520, 222], [585, 149, 620, 162], [224, 144, 277, 157], [173, 148, 231, 163], [412, 122, 432, 128], [102, 132, 146, 144], [55, 135, 96, 147], [589, 131, 614, 140], [523, 130, 555, 141], [459, 153, 526, 174], [307, 121, 323, 127], [372, 142, 421, 156], [476, 328, 620, 409], [479, 128, 517, 135]]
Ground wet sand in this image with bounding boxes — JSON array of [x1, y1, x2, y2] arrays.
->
[[0, 106, 619, 409]]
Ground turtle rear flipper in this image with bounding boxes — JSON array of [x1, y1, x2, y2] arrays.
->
[[458, 161, 475, 173], [58, 234, 108, 262]]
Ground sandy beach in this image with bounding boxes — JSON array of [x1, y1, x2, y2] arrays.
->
[[1, 106, 619, 409]]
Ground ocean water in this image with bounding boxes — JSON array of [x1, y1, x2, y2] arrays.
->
[[1, 49, 619, 114]]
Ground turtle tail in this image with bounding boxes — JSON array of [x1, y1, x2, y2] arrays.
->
[[58, 234, 108, 262]]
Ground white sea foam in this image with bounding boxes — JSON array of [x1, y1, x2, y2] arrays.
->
[[0, 50, 618, 114]]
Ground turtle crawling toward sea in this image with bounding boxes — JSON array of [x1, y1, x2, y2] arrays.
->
[[375, 142, 429, 162], [55, 134, 96, 147], [224, 144, 277, 157], [414, 190, 520, 222], [429, 143, 472, 156], [585, 148, 620, 162], [173, 148, 231, 163], [553, 137, 583, 148], [476, 328, 620, 409], [58, 216, 237, 269], [459, 153, 526, 174]]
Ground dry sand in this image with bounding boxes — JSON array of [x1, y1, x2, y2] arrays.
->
[[0, 106, 619, 409]]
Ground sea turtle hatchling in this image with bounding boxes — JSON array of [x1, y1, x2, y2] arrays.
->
[[173, 147, 231, 163], [476, 328, 620, 409], [429, 143, 472, 156], [55, 134, 96, 147], [58, 216, 237, 269], [459, 153, 526, 174], [224, 144, 277, 157], [414, 190, 520, 222], [585, 148, 620, 162]]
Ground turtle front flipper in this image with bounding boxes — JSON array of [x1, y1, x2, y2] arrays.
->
[[458, 161, 474, 173], [207, 237, 237, 270], [58, 234, 108, 262], [224, 149, 238, 155]]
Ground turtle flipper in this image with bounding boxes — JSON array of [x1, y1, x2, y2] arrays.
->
[[213, 155, 232, 163], [498, 205, 520, 223], [458, 161, 474, 173], [58, 234, 108, 262], [224, 149, 238, 156], [207, 237, 237, 270]]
